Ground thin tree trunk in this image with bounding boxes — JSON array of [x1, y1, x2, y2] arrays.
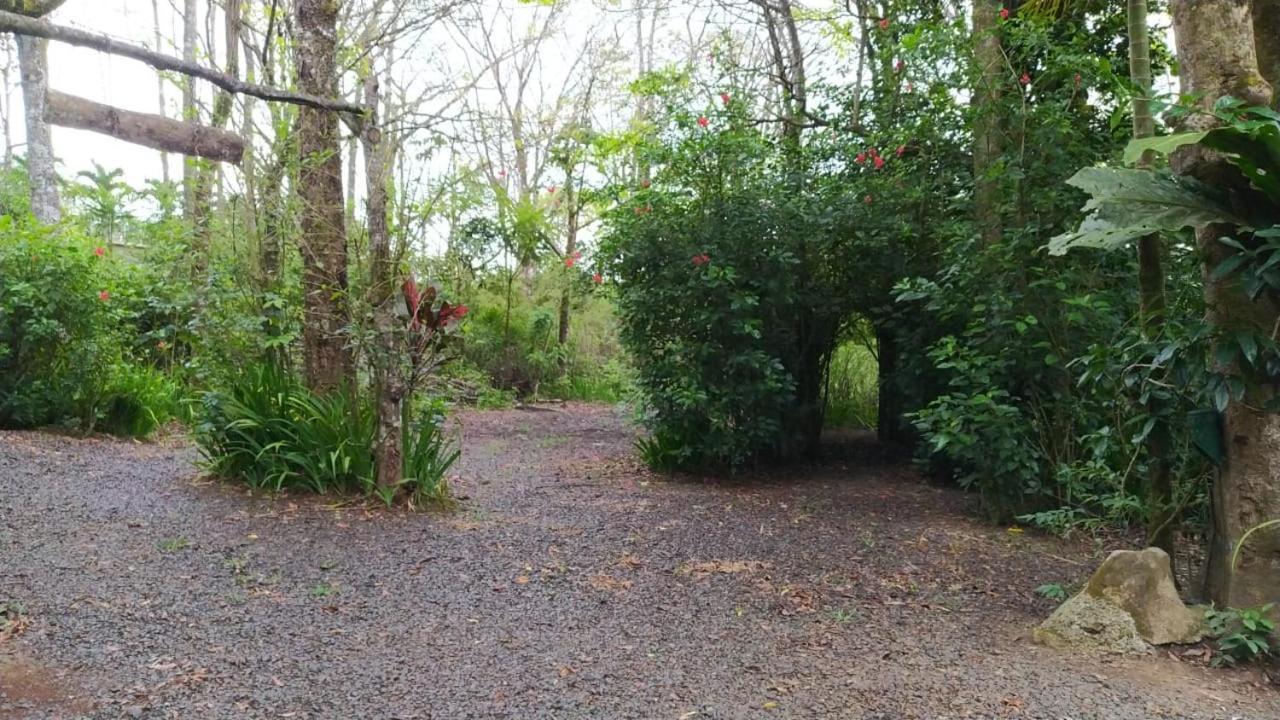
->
[[191, 0, 241, 267], [363, 68, 401, 491], [182, 0, 198, 218], [1170, 0, 1279, 609], [17, 34, 58, 224], [296, 0, 353, 393], [1128, 0, 1175, 562], [557, 168, 578, 347], [152, 0, 169, 183], [3, 37, 13, 168], [972, 0, 1003, 246]]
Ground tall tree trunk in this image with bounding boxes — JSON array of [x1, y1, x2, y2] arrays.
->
[[17, 34, 58, 223], [1128, 0, 1176, 562], [1170, 0, 1280, 609], [181, 0, 198, 218], [151, 0, 169, 184], [972, 0, 1003, 246], [296, 0, 353, 393], [190, 0, 239, 269], [1256, 0, 1280, 104], [363, 68, 401, 491], [557, 168, 578, 347]]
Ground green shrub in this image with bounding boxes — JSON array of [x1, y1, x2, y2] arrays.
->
[[825, 340, 878, 430], [195, 360, 456, 505], [1206, 604, 1276, 666]]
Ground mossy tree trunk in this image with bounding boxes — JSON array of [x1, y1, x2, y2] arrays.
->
[[1170, 0, 1280, 609]]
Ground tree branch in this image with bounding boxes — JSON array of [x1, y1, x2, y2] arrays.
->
[[46, 90, 245, 163], [0, 9, 365, 115]]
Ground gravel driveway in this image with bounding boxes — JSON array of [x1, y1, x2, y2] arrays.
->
[[3, 403, 1278, 719]]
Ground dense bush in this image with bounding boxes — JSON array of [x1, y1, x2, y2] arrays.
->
[[0, 222, 178, 435], [195, 359, 456, 506], [603, 116, 861, 470]]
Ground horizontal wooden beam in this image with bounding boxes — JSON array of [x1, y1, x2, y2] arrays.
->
[[46, 91, 245, 163], [0, 9, 365, 115]]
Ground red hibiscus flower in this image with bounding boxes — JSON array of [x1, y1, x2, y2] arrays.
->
[[878, 17, 889, 30], [547, 185, 557, 194], [873, 156, 885, 170], [94, 246, 105, 257], [697, 116, 709, 128], [894, 60, 904, 73], [1020, 72, 1031, 86], [856, 152, 867, 165], [720, 92, 731, 105], [98, 290, 110, 302], [691, 254, 711, 267], [1000, 8, 1009, 20], [593, 273, 603, 285]]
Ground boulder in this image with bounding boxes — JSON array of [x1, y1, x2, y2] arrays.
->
[[1083, 547, 1204, 645], [1034, 593, 1151, 655]]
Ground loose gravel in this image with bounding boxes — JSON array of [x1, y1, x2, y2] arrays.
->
[[3, 403, 1278, 719]]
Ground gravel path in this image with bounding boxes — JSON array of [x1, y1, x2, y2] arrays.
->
[[3, 403, 1278, 719]]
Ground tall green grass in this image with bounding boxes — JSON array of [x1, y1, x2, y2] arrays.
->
[[195, 361, 455, 505]]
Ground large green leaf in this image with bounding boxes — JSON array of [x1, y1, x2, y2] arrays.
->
[[1123, 132, 1208, 165], [1199, 123, 1280, 205], [1049, 167, 1247, 255]]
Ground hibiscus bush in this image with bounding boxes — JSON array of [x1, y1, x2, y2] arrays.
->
[[601, 112, 862, 470]]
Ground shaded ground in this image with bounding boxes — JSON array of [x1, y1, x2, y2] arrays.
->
[[2, 403, 1278, 719]]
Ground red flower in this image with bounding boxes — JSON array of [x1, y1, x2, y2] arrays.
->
[[894, 60, 904, 73], [497, 169, 507, 179], [878, 17, 890, 30], [895, 144, 907, 157], [691, 253, 710, 267], [94, 246, 105, 257], [873, 155, 886, 170], [1000, 8, 1009, 20], [864, 195, 873, 204], [855, 152, 867, 165], [565, 250, 582, 268], [697, 116, 709, 128], [98, 290, 110, 302], [720, 92, 731, 105], [640, 178, 651, 189], [1020, 72, 1031, 86], [547, 185, 557, 194], [869, 147, 879, 157], [593, 273, 603, 285]]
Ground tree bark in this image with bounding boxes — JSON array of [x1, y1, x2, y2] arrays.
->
[[557, 167, 578, 347], [1128, 0, 1176, 562], [181, 0, 198, 217], [1256, 0, 1280, 104], [190, 0, 241, 266], [1170, 0, 1280, 609], [296, 0, 353, 394], [45, 90, 244, 162], [972, 0, 1003, 246], [17, 34, 58, 224], [151, 0, 169, 183], [363, 69, 402, 492]]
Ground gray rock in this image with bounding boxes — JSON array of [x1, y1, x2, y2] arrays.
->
[[1034, 593, 1151, 655], [1084, 547, 1205, 645]]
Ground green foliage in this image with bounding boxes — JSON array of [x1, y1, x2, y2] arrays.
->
[[0, 221, 176, 435], [1206, 604, 1276, 666], [825, 340, 879, 430], [194, 360, 456, 505], [1035, 583, 1068, 601]]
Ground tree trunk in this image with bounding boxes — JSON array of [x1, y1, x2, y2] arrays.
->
[[972, 0, 1003, 246], [181, 0, 198, 218], [363, 69, 402, 492], [1256, 0, 1280, 104], [151, 0, 169, 183], [296, 0, 353, 393], [1128, 0, 1176, 561], [17, 34, 58, 224], [557, 170, 578, 347], [1170, 0, 1280, 609], [190, 0, 240, 263]]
